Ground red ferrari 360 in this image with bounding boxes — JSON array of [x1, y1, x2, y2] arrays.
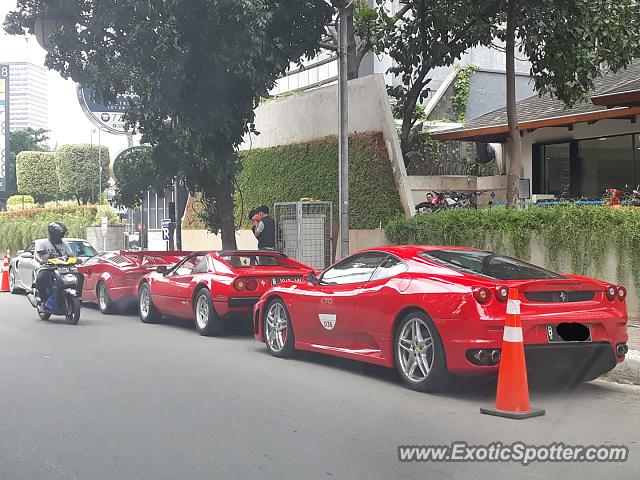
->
[[79, 251, 187, 313], [138, 250, 313, 336], [253, 245, 629, 392]]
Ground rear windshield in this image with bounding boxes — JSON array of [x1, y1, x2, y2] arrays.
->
[[420, 250, 565, 280], [221, 254, 281, 268]]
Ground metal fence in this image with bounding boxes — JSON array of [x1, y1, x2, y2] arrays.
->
[[405, 139, 501, 177], [274, 201, 333, 271]]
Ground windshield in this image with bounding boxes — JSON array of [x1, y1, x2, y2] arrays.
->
[[421, 249, 565, 280], [68, 241, 98, 258]]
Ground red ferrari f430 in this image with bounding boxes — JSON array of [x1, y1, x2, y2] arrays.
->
[[254, 246, 629, 392]]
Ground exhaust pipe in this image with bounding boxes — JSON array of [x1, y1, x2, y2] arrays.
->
[[474, 350, 490, 364], [490, 349, 502, 363], [616, 343, 628, 356]]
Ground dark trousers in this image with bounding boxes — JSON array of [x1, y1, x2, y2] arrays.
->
[[35, 269, 54, 300]]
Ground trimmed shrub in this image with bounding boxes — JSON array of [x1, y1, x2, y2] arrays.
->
[[16, 151, 59, 201], [7, 195, 36, 211], [56, 144, 110, 204]]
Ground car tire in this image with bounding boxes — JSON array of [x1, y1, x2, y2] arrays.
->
[[394, 311, 450, 393], [138, 283, 160, 324], [264, 299, 295, 358], [97, 281, 115, 314], [194, 289, 224, 336], [8, 267, 22, 294]]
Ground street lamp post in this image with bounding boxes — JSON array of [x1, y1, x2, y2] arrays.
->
[[337, 1, 350, 258]]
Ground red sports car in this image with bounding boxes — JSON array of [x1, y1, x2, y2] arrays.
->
[[253, 245, 629, 392], [138, 250, 314, 336], [79, 251, 187, 313]]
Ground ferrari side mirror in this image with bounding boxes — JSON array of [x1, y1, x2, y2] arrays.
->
[[157, 265, 169, 275], [306, 271, 318, 284]]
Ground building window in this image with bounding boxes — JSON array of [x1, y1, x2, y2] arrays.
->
[[534, 133, 639, 198]]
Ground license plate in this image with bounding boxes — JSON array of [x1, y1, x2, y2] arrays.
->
[[546, 323, 592, 343], [271, 276, 303, 285], [57, 267, 70, 273]]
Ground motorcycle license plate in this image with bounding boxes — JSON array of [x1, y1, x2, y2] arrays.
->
[[57, 267, 70, 273], [546, 323, 592, 343]]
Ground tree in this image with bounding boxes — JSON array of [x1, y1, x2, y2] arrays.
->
[[16, 151, 59, 202], [56, 144, 110, 204], [499, 0, 640, 207], [7, 128, 49, 196], [111, 146, 171, 209], [320, 0, 413, 80], [380, 0, 497, 158], [5, 0, 332, 249]]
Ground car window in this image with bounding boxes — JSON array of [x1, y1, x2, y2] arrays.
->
[[421, 250, 565, 280], [221, 254, 281, 268], [370, 255, 407, 282], [69, 241, 98, 258], [320, 252, 388, 286], [172, 254, 206, 276], [192, 256, 210, 274]]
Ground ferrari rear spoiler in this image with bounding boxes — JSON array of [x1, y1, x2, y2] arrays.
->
[[509, 277, 604, 292]]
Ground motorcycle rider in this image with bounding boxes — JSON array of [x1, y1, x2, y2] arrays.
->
[[32, 222, 76, 305]]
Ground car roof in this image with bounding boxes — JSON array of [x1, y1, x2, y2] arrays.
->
[[358, 245, 483, 259], [33, 237, 91, 243]]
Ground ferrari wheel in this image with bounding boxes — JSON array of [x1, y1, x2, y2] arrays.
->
[[264, 299, 295, 358], [394, 311, 449, 392], [97, 281, 114, 314], [194, 289, 224, 336], [139, 283, 160, 324], [8, 267, 22, 294]]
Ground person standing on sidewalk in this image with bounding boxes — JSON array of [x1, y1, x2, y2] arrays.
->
[[254, 205, 276, 251]]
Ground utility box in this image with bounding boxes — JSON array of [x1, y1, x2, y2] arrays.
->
[[273, 201, 333, 271]]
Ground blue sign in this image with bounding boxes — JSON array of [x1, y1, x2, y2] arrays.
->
[[161, 219, 171, 241]]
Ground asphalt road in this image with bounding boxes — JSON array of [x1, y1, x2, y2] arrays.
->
[[1, 292, 639, 480]]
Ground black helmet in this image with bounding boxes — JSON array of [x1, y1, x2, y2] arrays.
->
[[48, 222, 67, 244]]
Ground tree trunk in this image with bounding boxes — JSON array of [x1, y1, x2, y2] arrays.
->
[[505, 0, 523, 208], [400, 70, 428, 160], [215, 180, 237, 250]]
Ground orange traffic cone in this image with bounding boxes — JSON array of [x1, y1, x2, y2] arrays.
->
[[480, 288, 545, 419], [0, 252, 10, 293]]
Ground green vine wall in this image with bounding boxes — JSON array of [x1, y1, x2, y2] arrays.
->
[[386, 206, 640, 289]]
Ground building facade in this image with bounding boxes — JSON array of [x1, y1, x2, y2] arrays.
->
[[7, 62, 48, 131]]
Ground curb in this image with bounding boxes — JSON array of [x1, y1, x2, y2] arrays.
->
[[604, 349, 640, 385]]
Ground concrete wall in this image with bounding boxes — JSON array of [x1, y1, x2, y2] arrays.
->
[[86, 226, 127, 252], [242, 74, 415, 216], [467, 71, 536, 120], [408, 175, 508, 207], [182, 229, 389, 256]]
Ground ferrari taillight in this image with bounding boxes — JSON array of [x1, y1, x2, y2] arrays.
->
[[617, 286, 627, 302], [495, 286, 509, 302], [472, 287, 492, 305], [606, 284, 617, 301], [234, 277, 258, 291]]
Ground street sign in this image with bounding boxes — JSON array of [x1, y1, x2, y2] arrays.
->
[[101, 217, 109, 236], [161, 218, 171, 241], [0, 64, 9, 193], [77, 85, 136, 135]]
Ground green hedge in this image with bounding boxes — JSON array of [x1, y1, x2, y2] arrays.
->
[[386, 206, 640, 288], [16, 151, 59, 200], [233, 132, 404, 229], [0, 206, 99, 254], [56, 144, 110, 204]]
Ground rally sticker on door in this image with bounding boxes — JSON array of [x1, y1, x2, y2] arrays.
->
[[319, 314, 337, 331]]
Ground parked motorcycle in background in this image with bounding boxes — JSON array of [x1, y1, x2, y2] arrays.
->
[[27, 257, 84, 324]]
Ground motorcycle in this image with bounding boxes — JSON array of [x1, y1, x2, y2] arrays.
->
[[27, 257, 84, 324]]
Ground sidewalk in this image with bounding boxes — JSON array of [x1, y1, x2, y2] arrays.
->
[[605, 320, 640, 385]]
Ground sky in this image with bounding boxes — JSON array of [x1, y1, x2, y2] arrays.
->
[[0, 1, 135, 159]]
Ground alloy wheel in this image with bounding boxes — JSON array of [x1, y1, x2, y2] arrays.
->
[[265, 302, 288, 353], [397, 317, 435, 382], [98, 284, 108, 311], [140, 288, 150, 317], [196, 294, 209, 329]]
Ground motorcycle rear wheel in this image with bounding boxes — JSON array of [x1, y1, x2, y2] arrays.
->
[[65, 296, 81, 325]]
